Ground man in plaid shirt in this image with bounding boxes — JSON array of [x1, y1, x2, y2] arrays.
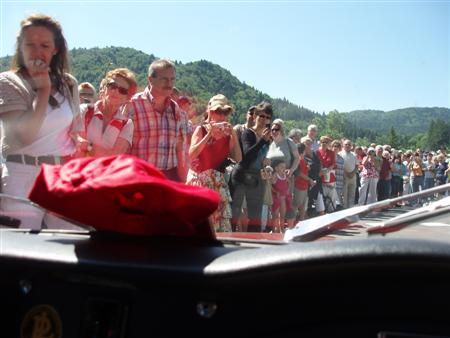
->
[[128, 59, 188, 182]]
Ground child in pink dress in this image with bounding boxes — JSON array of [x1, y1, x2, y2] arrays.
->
[[271, 160, 293, 233]]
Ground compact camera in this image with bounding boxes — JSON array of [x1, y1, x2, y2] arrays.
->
[[264, 165, 273, 173]]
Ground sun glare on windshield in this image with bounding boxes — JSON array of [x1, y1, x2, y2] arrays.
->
[[0, 2, 448, 239]]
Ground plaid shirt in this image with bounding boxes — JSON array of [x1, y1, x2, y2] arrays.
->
[[129, 87, 187, 170]]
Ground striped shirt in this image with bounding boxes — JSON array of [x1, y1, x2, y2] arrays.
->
[[129, 87, 188, 170]]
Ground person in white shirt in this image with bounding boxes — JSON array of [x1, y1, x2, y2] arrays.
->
[[307, 124, 320, 152], [0, 14, 81, 229], [77, 68, 137, 157], [339, 139, 358, 208]]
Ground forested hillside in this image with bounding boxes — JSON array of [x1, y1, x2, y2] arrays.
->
[[1, 46, 449, 150], [346, 107, 450, 136]]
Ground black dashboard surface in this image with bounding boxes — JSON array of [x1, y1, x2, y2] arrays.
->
[[2, 230, 450, 338]]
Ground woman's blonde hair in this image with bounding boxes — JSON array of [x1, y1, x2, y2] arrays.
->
[[99, 68, 138, 99]]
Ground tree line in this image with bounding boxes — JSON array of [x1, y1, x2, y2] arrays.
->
[[1, 46, 448, 151]]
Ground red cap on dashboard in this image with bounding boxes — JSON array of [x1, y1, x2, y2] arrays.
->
[[28, 155, 219, 239]]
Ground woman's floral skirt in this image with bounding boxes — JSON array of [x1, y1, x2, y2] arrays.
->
[[186, 169, 232, 232]]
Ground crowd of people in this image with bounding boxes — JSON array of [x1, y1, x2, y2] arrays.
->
[[0, 14, 449, 232]]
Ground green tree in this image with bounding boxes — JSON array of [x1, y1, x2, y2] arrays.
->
[[408, 133, 428, 150], [6, 46, 446, 149], [387, 127, 399, 148], [355, 137, 371, 147], [427, 119, 450, 150], [322, 110, 346, 139]]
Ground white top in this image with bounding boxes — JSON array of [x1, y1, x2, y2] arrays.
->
[[339, 150, 357, 173], [19, 92, 75, 156], [81, 104, 133, 149]]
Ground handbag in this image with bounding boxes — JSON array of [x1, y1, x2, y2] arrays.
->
[[242, 172, 259, 188], [232, 165, 259, 188]]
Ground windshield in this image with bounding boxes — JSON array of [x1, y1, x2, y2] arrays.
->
[[0, 1, 449, 243], [0, 193, 90, 232]]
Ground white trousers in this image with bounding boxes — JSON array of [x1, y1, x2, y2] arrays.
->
[[358, 176, 378, 205], [1, 162, 82, 230]]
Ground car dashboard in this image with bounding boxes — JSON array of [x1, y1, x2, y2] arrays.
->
[[2, 230, 450, 338]]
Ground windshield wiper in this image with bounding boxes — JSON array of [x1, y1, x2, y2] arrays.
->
[[283, 204, 370, 242], [367, 196, 450, 235], [284, 183, 450, 242]]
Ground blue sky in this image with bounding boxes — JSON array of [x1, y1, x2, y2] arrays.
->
[[1, 0, 449, 114]]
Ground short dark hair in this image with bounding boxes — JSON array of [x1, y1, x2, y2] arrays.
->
[[254, 101, 273, 116], [297, 143, 306, 154]]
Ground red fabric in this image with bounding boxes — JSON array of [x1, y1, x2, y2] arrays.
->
[[271, 175, 293, 213], [109, 119, 127, 130], [84, 106, 95, 131], [294, 158, 309, 190], [316, 148, 336, 183], [190, 126, 230, 173], [28, 155, 219, 239]]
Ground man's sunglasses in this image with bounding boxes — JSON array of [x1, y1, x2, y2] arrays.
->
[[106, 81, 129, 95], [257, 114, 271, 119]]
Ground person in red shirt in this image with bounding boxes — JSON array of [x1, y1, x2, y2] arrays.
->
[[316, 135, 338, 211], [186, 94, 241, 232], [293, 143, 316, 221], [128, 59, 188, 182]]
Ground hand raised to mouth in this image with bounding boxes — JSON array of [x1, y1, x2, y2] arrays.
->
[[27, 59, 51, 92]]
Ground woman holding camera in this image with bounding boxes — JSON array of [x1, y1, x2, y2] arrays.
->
[[187, 94, 241, 232], [230, 102, 273, 232], [358, 147, 379, 205]]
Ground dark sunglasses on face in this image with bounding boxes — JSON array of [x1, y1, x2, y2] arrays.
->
[[215, 108, 232, 116], [258, 114, 271, 119], [106, 81, 129, 95], [271, 128, 280, 132]]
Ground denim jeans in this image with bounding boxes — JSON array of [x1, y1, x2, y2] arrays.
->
[[411, 175, 424, 193]]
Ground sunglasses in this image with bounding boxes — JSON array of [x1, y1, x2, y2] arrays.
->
[[214, 108, 232, 116], [258, 114, 271, 119], [80, 92, 94, 97], [271, 128, 280, 132], [106, 81, 129, 95]]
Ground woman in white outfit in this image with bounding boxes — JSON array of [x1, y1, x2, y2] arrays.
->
[[0, 14, 81, 230], [77, 68, 137, 157]]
